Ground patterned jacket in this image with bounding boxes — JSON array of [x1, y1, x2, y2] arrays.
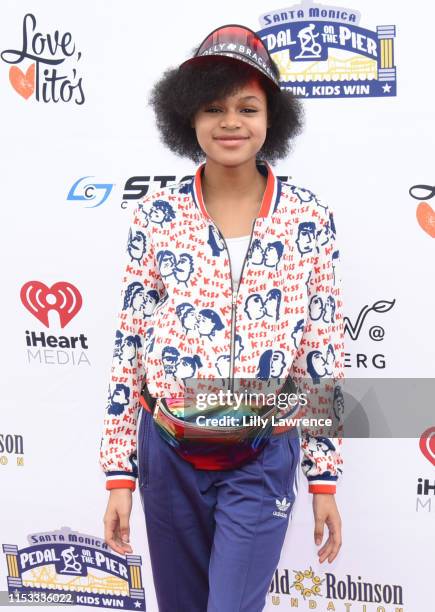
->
[[99, 160, 345, 494]]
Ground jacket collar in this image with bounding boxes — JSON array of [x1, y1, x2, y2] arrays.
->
[[191, 160, 279, 221]]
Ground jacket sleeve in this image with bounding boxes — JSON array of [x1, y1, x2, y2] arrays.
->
[[289, 199, 345, 494], [99, 196, 165, 491]]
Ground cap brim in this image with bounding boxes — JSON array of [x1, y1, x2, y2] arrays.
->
[[179, 53, 280, 89]]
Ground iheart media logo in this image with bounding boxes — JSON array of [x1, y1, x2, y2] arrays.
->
[[20, 281, 82, 328], [419, 427, 435, 467]]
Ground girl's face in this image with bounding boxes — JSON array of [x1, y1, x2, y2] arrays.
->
[[121, 339, 136, 362], [271, 351, 284, 375], [131, 290, 145, 311], [197, 313, 214, 335], [183, 310, 197, 330], [192, 78, 269, 166], [177, 359, 194, 379]]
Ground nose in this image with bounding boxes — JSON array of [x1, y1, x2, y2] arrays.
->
[[219, 110, 241, 129]]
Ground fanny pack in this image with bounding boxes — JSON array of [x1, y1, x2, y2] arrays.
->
[[139, 378, 298, 471]]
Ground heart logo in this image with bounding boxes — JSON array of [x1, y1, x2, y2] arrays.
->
[[419, 427, 435, 467], [20, 281, 83, 328], [416, 202, 435, 238], [9, 64, 35, 99]]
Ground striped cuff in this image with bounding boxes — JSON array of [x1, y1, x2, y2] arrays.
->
[[105, 472, 137, 491], [308, 482, 336, 494], [307, 473, 338, 494]]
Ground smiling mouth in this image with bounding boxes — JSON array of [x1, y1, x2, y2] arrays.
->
[[214, 136, 249, 140], [213, 136, 249, 147]]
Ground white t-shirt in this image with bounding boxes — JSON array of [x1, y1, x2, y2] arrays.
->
[[225, 234, 251, 290]]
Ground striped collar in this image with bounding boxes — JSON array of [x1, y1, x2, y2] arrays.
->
[[191, 160, 278, 220]]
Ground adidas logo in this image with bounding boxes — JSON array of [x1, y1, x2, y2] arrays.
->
[[273, 497, 291, 518]]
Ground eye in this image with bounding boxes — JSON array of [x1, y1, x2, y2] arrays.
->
[[204, 107, 222, 113], [241, 108, 258, 113]]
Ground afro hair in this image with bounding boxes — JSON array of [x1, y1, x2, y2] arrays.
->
[[148, 54, 304, 164]]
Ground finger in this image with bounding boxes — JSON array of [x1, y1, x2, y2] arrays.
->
[[105, 517, 131, 555], [106, 536, 127, 556], [325, 540, 341, 563], [113, 525, 133, 554], [327, 527, 342, 563], [318, 537, 334, 563], [319, 522, 342, 563], [109, 528, 132, 555], [105, 527, 126, 555], [318, 536, 331, 556], [119, 514, 133, 552]]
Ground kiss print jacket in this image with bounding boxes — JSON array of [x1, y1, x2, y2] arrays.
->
[[99, 160, 345, 494]]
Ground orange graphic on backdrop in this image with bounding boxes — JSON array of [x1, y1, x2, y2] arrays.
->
[[416, 202, 435, 238], [9, 63, 35, 99]]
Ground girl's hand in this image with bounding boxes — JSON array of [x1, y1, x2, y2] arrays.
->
[[312, 493, 342, 563], [104, 489, 134, 555]]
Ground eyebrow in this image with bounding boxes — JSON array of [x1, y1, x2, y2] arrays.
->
[[210, 95, 262, 104], [238, 95, 262, 102]]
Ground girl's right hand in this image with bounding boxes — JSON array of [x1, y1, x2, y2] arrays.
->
[[103, 489, 134, 555]]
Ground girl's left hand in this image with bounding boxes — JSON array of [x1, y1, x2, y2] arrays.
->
[[312, 493, 342, 563]]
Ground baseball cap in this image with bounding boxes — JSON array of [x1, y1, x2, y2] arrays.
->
[[179, 24, 280, 89]]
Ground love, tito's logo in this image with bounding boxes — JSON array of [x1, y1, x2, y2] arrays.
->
[[257, 0, 397, 98], [1, 13, 85, 104], [409, 184, 435, 238]]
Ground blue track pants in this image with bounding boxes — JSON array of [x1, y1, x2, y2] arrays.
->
[[137, 408, 300, 612]]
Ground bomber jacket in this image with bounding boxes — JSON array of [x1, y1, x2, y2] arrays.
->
[[99, 160, 345, 494]]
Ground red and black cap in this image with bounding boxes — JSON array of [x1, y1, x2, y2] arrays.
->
[[179, 24, 280, 89]]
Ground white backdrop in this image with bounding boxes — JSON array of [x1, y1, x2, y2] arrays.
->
[[1, 1, 434, 611]]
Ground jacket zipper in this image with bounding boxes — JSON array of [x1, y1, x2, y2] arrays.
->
[[209, 219, 257, 393]]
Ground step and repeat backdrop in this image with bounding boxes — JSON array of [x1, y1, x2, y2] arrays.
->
[[1, 1, 434, 611]]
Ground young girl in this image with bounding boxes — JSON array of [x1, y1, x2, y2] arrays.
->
[[100, 24, 344, 612]]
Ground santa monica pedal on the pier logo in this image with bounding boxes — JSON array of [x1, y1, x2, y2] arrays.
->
[[2, 527, 146, 610], [257, 0, 397, 98]]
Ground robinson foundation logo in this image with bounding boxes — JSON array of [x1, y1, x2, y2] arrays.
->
[[0, 431, 24, 469], [269, 566, 404, 610], [20, 280, 90, 366], [257, 0, 397, 98], [2, 527, 145, 609]]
